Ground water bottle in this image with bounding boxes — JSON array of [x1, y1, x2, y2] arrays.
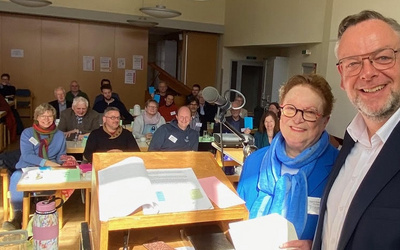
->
[[33, 197, 63, 250]]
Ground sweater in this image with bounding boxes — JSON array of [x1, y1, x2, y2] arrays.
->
[[148, 119, 199, 151], [83, 127, 139, 162]]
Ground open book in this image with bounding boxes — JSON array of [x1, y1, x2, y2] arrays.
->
[[98, 157, 214, 221]]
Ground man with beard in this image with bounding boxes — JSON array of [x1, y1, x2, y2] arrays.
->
[[93, 84, 133, 122], [311, 10, 400, 250], [83, 107, 139, 163], [58, 96, 101, 141]]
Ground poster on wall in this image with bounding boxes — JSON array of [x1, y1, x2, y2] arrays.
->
[[132, 55, 143, 70], [118, 58, 126, 69], [100, 57, 112, 72], [11, 49, 24, 58], [83, 56, 95, 71], [125, 69, 136, 84]]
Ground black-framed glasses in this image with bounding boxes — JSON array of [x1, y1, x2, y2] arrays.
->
[[280, 104, 321, 122], [105, 116, 120, 120], [336, 48, 398, 76]]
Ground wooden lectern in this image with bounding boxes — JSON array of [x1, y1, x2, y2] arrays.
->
[[89, 152, 249, 249]]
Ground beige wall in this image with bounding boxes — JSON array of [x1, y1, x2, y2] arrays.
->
[[224, 0, 328, 47], [0, 13, 148, 109]]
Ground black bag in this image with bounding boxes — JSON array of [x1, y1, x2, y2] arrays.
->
[[0, 149, 21, 174]]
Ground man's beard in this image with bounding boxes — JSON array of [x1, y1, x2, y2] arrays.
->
[[353, 89, 400, 122]]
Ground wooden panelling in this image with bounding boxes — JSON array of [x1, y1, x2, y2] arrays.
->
[[0, 13, 148, 109], [183, 32, 219, 89]]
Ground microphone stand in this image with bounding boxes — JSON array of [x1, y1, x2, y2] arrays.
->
[[215, 107, 257, 175]]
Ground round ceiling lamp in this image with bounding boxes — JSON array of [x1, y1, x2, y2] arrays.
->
[[127, 17, 159, 28], [140, 5, 181, 18], [10, 0, 52, 7]]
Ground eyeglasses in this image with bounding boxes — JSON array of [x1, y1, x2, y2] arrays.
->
[[336, 48, 398, 76], [105, 116, 120, 120], [280, 104, 321, 122], [147, 106, 157, 109], [38, 115, 54, 120]]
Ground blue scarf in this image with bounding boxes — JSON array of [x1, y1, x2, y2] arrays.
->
[[250, 130, 329, 237]]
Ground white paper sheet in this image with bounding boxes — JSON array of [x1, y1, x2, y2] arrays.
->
[[229, 214, 298, 250]]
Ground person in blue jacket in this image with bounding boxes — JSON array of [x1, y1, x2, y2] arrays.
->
[[3, 103, 66, 230], [237, 74, 339, 249]]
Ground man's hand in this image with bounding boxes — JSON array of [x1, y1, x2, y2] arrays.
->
[[280, 240, 312, 250]]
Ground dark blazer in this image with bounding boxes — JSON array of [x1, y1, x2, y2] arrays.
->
[[48, 100, 72, 119], [312, 120, 400, 250]]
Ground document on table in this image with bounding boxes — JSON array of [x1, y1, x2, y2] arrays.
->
[[198, 176, 245, 208], [98, 157, 158, 221], [98, 157, 213, 221], [144, 168, 213, 214], [229, 213, 298, 250]]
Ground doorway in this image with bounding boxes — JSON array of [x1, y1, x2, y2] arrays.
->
[[231, 60, 264, 115]]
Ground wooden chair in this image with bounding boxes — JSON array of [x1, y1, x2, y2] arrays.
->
[[0, 169, 12, 222], [15, 89, 34, 120]]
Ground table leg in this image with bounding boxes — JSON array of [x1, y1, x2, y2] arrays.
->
[[56, 190, 63, 229], [22, 192, 30, 229], [1, 170, 9, 222], [85, 188, 90, 222]]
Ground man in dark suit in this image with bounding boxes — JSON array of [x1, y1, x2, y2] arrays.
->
[[48, 87, 72, 119], [312, 10, 400, 250]]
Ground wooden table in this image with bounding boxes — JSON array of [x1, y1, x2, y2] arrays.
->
[[66, 139, 148, 154], [17, 170, 91, 229], [90, 152, 248, 249]]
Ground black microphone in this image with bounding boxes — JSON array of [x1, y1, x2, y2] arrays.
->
[[202, 86, 232, 114]]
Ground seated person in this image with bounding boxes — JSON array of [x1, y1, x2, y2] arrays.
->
[[151, 81, 169, 107], [254, 111, 279, 149], [3, 103, 66, 230], [93, 79, 120, 106], [226, 95, 248, 118], [188, 97, 201, 133], [58, 96, 101, 141], [83, 107, 139, 163], [133, 99, 165, 139], [197, 90, 218, 134], [148, 106, 199, 151], [268, 102, 281, 119], [237, 74, 339, 247], [186, 84, 201, 104], [92, 84, 133, 122], [0, 73, 16, 98], [214, 103, 251, 134], [49, 87, 72, 119], [0, 94, 17, 142], [65, 80, 90, 104], [158, 94, 178, 122]]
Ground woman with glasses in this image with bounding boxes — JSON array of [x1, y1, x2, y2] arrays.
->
[[132, 99, 166, 140], [237, 74, 339, 249], [254, 111, 280, 149], [3, 103, 66, 230]]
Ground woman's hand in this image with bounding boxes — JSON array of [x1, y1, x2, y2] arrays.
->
[[279, 240, 312, 250], [145, 133, 153, 139], [243, 128, 251, 134]]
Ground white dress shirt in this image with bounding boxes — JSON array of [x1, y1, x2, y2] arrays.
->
[[322, 108, 400, 250]]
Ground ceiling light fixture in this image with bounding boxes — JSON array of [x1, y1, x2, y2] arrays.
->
[[10, 0, 52, 7], [127, 17, 159, 28], [140, 5, 181, 18]]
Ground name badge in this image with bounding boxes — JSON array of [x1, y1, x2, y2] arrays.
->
[[29, 137, 39, 146], [168, 135, 178, 143], [196, 122, 202, 127], [307, 197, 321, 215], [170, 111, 176, 116]]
